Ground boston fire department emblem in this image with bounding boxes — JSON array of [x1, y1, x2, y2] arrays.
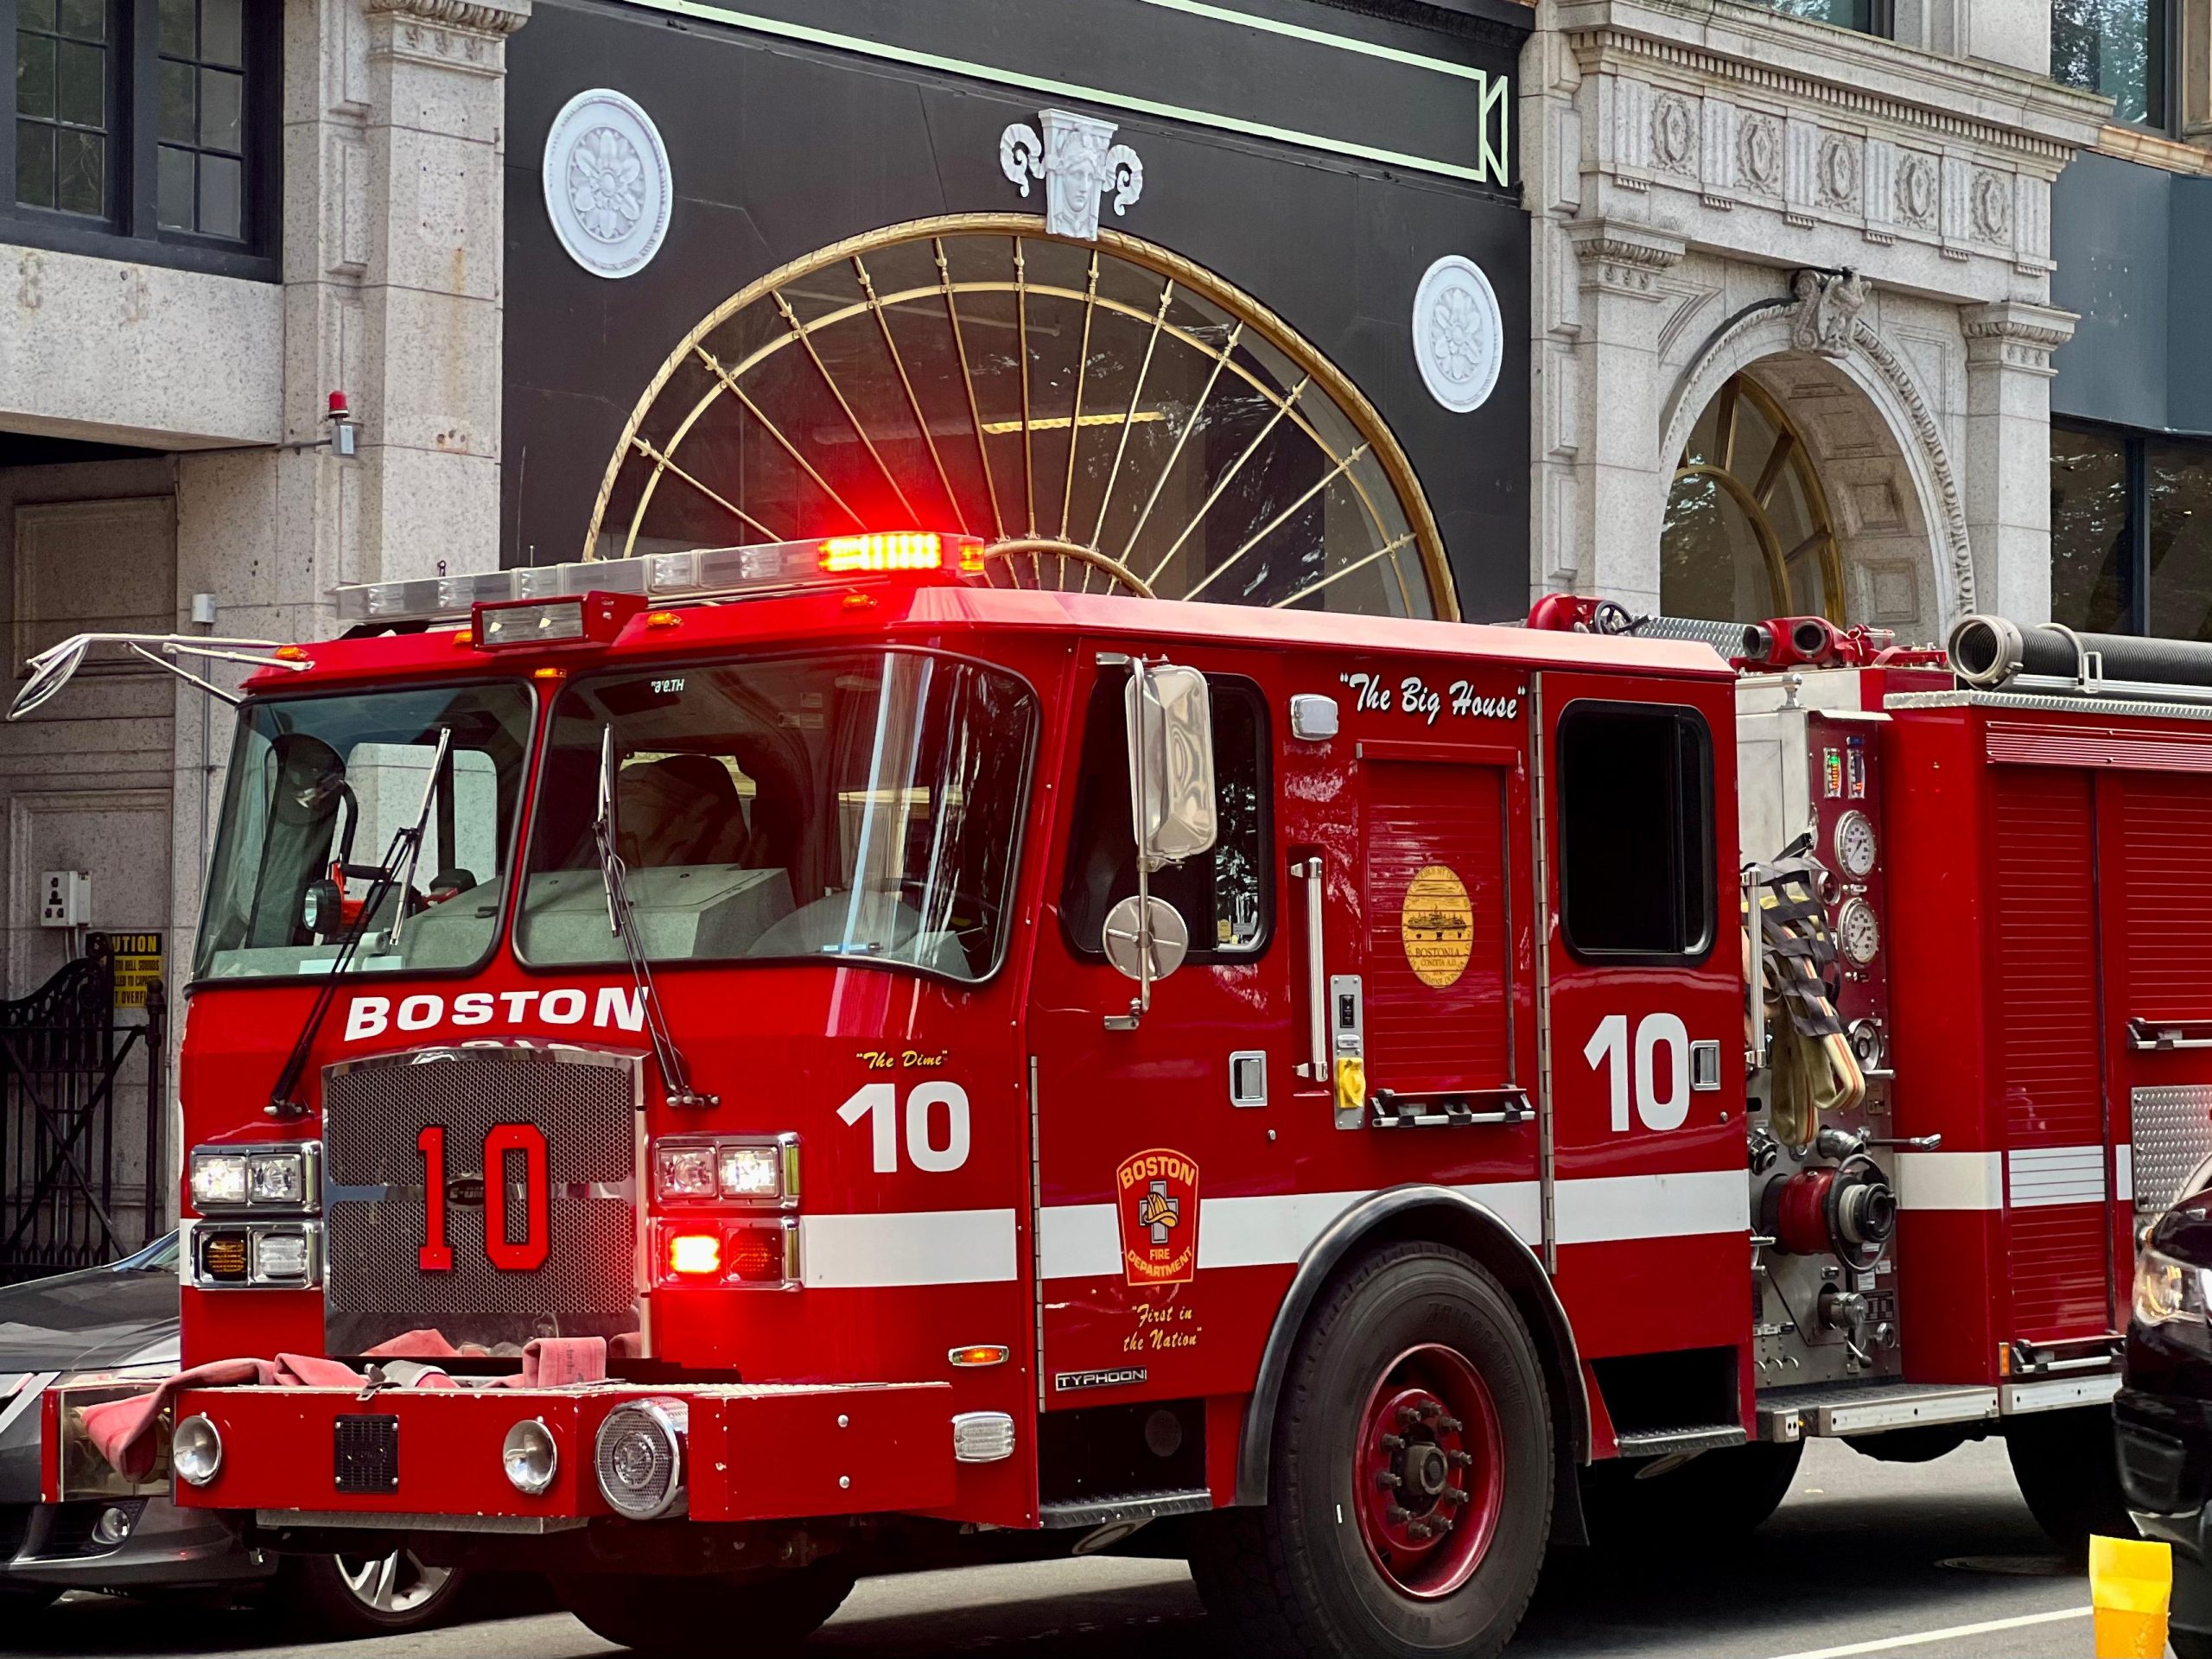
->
[[1116, 1148, 1199, 1286]]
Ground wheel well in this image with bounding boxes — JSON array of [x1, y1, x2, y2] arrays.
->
[[1231, 1185, 1591, 1542]]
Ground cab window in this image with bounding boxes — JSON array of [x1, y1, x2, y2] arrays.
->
[[1557, 701, 1715, 962], [1060, 674, 1270, 961]]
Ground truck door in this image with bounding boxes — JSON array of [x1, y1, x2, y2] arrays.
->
[[1027, 646, 1293, 1459], [1535, 674, 1751, 1413], [1351, 753, 1522, 1125]]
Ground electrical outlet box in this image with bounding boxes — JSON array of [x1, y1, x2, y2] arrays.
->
[[40, 869, 89, 927]]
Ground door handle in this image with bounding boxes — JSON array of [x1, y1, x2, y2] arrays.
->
[[1292, 855, 1326, 1084]]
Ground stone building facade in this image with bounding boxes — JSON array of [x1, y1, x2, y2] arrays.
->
[[1523, 0, 2106, 641], [0, 0, 524, 1258]]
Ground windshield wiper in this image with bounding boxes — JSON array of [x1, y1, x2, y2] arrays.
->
[[594, 728, 716, 1110], [265, 728, 452, 1122]]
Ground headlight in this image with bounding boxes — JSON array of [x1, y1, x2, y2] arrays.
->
[[651, 1135, 797, 1206], [190, 1154, 248, 1209], [173, 1414, 223, 1488], [654, 1143, 717, 1200], [2135, 1247, 2211, 1327], [502, 1419, 559, 1497], [719, 1144, 780, 1198], [189, 1142, 320, 1214], [249, 1152, 306, 1205]]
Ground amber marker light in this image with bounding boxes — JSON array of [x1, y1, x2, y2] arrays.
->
[[667, 1232, 721, 1277], [948, 1344, 1010, 1368], [644, 610, 681, 629], [531, 666, 567, 682], [273, 645, 310, 662], [452, 630, 474, 647]]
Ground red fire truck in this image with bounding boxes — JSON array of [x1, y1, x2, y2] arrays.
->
[[16, 535, 2191, 1657]]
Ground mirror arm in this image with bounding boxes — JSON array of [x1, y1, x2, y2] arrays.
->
[[1111, 658, 1155, 1032]]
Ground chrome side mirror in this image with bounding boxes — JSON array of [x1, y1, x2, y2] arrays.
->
[[1127, 663, 1216, 868], [1102, 893, 1188, 984], [1104, 660, 1215, 1027]]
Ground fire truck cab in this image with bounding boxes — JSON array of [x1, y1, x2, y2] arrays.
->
[[19, 537, 2190, 1658]]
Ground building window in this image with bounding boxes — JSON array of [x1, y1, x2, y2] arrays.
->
[[16, 0, 111, 219], [155, 0, 243, 239], [1556, 702, 1715, 964], [2050, 421, 2212, 639], [1758, 0, 1891, 33], [2052, 0, 2170, 130], [1661, 372, 1841, 625], [0, 0, 273, 275]]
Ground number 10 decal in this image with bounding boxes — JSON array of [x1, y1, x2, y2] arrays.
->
[[416, 1122, 550, 1272], [1583, 1013, 1690, 1133]]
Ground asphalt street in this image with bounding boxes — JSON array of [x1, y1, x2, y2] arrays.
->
[[5, 1439, 2134, 1659]]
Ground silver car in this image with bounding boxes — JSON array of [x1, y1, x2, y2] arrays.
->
[[0, 1235, 463, 1634]]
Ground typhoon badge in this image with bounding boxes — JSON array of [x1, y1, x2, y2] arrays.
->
[[1116, 1148, 1199, 1286]]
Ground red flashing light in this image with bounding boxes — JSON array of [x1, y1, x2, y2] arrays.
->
[[667, 1232, 721, 1277], [817, 531, 985, 576]]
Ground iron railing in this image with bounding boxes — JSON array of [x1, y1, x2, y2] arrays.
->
[[0, 938, 165, 1282]]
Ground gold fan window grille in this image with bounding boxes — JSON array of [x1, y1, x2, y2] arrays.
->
[[587, 215, 1452, 620]]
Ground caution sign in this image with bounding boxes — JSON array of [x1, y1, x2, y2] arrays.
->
[[1401, 865, 1473, 989], [107, 932, 163, 1008]]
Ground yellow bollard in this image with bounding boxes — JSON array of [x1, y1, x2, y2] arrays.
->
[[2091, 1534, 2172, 1658]]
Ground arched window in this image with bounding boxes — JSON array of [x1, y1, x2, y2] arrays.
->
[[1662, 372, 1840, 623], [588, 214, 1451, 619]]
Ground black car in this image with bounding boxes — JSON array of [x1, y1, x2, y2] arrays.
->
[[0, 1236, 464, 1634], [2116, 1191, 2212, 1659]]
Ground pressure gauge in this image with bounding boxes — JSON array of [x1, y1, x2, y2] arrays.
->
[[1833, 809, 1878, 879], [1836, 898, 1880, 964]]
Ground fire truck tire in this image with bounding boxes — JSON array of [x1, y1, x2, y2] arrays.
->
[[2003, 1407, 2136, 1558], [557, 1562, 856, 1656], [276, 1550, 465, 1636], [1187, 1241, 1550, 1659], [1580, 1440, 1803, 1544]]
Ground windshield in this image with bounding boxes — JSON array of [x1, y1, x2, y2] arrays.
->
[[195, 683, 533, 982], [518, 652, 1036, 983]]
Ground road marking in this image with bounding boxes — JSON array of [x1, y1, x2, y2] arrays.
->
[[1761, 1605, 2088, 1659]]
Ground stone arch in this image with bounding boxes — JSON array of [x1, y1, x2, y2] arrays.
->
[[1658, 300, 1974, 635]]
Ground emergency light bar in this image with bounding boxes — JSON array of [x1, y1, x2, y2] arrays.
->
[[333, 532, 985, 627]]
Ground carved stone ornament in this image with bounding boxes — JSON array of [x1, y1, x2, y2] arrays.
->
[[1412, 255, 1504, 414], [1897, 155, 1937, 226], [1971, 171, 2012, 242], [1001, 109, 1143, 241], [1790, 268, 1870, 359], [1816, 136, 1859, 208], [1738, 118, 1781, 193], [542, 88, 671, 280], [1652, 95, 1695, 173]]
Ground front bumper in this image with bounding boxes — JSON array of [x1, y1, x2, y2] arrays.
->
[[0, 1494, 266, 1589], [2118, 1386, 2212, 1639], [170, 1380, 956, 1527]]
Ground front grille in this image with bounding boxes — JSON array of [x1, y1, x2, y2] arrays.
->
[[323, 1046, 640, 1353], [334, 1414, 400, 1494]]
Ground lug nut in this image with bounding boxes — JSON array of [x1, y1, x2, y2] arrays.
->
[[1386, 1504, 1410, 1524], [1375, 1471, 1401, 1490], [1379, 1433, 1405, 1451], [1447, 1449, 1473, 1467], [1445, 1485, 1468, 1504], [1436, 1415, 1463, 1433], [1406, 1520, 1433, 1540], [1396, 1406, 1420, 1427]]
